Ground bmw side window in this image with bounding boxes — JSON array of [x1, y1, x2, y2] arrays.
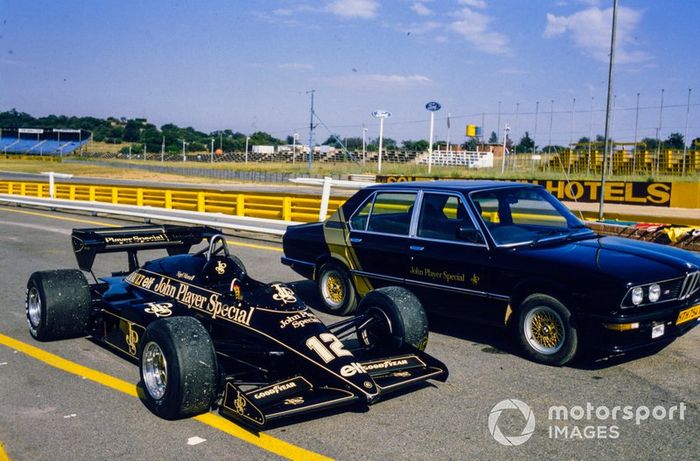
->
[[365, 192, 416, 235], [418, 194, 477, 242], [349, 195, 374, 231]]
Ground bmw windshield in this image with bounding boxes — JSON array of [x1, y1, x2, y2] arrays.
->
[[469, 186, 595, 247]]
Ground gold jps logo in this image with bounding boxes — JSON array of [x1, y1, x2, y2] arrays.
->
[[125, 322, 139, 355], [144, 302, 173, 317], [471, 273, 480, 286], [271, 283, 297, 304], [234, 391, 247, 414], [215, 261, 227, 275]]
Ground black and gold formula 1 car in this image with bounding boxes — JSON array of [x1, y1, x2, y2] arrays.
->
[[24, 224, 447, 428]]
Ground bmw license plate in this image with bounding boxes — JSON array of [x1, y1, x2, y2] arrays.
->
[[676, 304, 700, 325]]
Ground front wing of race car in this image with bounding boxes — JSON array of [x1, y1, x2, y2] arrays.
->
[[220, 350, 447, 429]]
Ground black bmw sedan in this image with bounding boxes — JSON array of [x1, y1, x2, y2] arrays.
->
[[282, 180, 700, 365]]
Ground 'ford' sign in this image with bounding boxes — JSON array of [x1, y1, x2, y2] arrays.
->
[[372, 110, 392, 118], [425, 101, 441, 111]]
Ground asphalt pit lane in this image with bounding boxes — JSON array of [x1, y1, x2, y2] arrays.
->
[[481, 346, 507, 354]]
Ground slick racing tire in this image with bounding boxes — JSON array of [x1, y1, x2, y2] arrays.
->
[[317, 262, 357, 315], [139, 317, 218, 420], [357, 287, 428, 351], [516, 294, 579, 366], [26, 270, 92, 341]]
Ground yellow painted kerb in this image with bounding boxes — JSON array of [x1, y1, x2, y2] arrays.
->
[[0, 333, 332, 461], [0, 441, 10, 461]]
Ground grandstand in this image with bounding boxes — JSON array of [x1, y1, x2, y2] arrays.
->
[[0, 128, 91, 155]]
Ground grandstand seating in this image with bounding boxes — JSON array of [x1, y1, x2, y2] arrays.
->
[[0, 129, 90, 155]]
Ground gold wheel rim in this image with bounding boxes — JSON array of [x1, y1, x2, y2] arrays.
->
[[326, 273, 344, 304], [524, 306, 565, 354]]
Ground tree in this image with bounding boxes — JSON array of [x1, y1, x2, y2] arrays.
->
[[402, 139, 428, 151], [488, 131, 498, 143], [641, 137, 659, 151], [322, 134, 343, 148], [664, 132, 685, 150], [462, 138, 477, 151], [515, 131, 535, 153]]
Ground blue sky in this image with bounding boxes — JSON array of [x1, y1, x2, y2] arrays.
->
[[1, 0, 698, 147]]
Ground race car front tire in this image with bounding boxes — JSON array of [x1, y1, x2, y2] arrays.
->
[[357, 287, 429, 351], [26, 269, 92, 341], [317, 262, 358, 315], [139, 317, 218, 419]]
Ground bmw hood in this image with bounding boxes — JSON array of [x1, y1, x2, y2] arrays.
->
[[576, 236, 700, 282], [515, 235, 700, 287]]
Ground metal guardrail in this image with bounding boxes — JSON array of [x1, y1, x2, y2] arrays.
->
[[0, 179, 345, 223], [0, 194, 292, 236]]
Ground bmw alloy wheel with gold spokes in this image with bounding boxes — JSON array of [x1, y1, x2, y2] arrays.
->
[[317, 262, 357, 315], [516, 294, 578, 366]]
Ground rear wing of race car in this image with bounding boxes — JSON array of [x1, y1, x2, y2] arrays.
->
[[71, 224, 220, 272]]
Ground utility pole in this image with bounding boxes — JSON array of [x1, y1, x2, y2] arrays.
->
[[210, 138, 214, 164], [533, 101, 539, 155], [161, 136, 165, 163], [655, 88, 665, 175], [496, 100, 501, 142], [307, 90, 316, 173], [598, 0, 618, 221], [548, 100, 554, 153], [682, 88, 691, 176]]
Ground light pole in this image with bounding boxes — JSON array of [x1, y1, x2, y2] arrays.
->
[[245, 136, 250, 163], [372, 110, 391, 174], [210, 138, 214, 164], [181, 139, 187, 162], [161, 136, 165, 163], [501, 123, 510, 175], [362, 126, 368, 166], [425, 101, 441, 174], [292, 132, 298, 164]]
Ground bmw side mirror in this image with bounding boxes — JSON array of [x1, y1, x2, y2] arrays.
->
[[457, 226, 484, 244]]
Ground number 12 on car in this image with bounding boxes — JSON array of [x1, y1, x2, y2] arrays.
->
[[306, 333, 353, 363]]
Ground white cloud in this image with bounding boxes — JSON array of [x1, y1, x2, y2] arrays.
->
[[544, 6, 651, 64], [326, 0, 378, 19], [411, 2, 432, 16], [449, 8, 509, 55], [326, 73, 432, 88], [458, 0, 487, 8]]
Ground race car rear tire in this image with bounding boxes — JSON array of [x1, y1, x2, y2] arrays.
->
[[357, 287, 428, 351], [515, 294, 579, 366], [317, 262, 357, 315], [25, 270, 92, 341], [139, 317, 218, 420]]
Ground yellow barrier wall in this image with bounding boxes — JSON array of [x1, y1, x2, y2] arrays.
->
[[0, 180, 344, 223], [0, 179, 696, 225]]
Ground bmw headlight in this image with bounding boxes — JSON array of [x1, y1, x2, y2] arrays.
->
[[631, 287, 644, 305], [648, 284, 661, 303]]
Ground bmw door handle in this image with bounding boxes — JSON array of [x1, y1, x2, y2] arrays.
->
[[350, 237, 363, 244], [410, 245, 424, 252]]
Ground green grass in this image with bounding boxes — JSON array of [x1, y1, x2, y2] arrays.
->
[[5, 156, 699, 183]]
